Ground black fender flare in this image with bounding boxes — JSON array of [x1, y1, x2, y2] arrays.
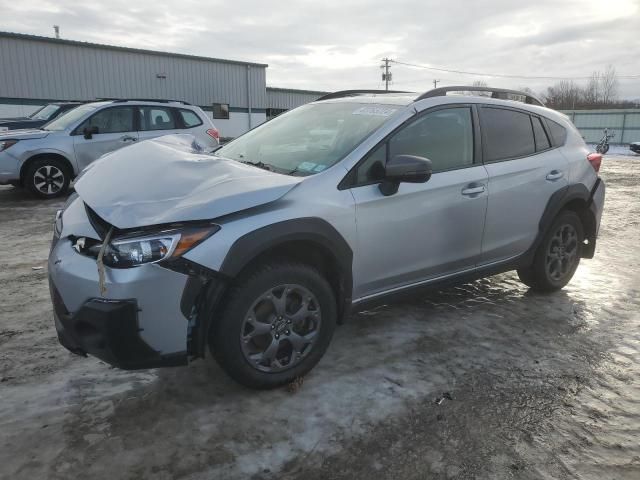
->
[[522, 182, 596, 265], [219, 217, 354, 319]]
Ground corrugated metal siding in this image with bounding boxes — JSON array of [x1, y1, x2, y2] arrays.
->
[[266, 88, 326, 110], [560, 109, 640, 144], [0, 35, 266, 109]]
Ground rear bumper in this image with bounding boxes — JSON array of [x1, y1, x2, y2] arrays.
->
[[50, 279, 186, 369]]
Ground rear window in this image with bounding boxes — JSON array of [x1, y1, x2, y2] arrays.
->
[[545, 119, 567, 147], [179, 109, 203, 128], [481, 107, 535, 161]]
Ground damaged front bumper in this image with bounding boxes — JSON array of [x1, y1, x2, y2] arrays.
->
[[48, 197, 223, 369]]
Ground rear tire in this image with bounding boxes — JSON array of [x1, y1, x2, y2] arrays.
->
[[25, 157, 71, 199], [517, 210, 584, 292], [210, 261, 337, 389]]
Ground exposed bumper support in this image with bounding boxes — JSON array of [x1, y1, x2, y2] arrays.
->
[[50, 279, 187, 369]]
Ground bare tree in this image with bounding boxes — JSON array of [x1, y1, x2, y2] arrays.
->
[[544, 80, 583, 109], [600, 64, 618, 105], [470, 80, 492, 96]]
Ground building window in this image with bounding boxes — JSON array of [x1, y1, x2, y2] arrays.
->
[[212, 103, 230, 120]]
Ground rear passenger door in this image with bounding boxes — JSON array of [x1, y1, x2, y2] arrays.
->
[[137, 106, 179, 142], [479, 106, 569, 265]]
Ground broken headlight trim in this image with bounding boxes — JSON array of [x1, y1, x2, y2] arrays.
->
[[84, 224, 220, 268], [0, 139, 18, 152]]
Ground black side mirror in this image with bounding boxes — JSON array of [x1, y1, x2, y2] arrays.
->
[[379, 154, 432, 196], [83, 126, 99, 139]]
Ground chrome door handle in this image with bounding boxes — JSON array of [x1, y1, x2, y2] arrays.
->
[[121, 135, 137, 142], [461, 184, 486, 196], [546, 170, 564, 181]]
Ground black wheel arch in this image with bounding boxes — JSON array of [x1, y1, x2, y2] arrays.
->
[[219, 218, 354, 324], [527, 182, 599, 263]]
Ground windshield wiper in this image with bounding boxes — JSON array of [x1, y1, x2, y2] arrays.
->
[[241, 160, 273, 171]]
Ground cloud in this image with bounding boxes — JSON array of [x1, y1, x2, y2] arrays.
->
[[0, 0, 637, 98]]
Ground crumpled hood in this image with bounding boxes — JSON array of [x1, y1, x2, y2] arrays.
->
[[0, 128, 50, 140], [75, 134, 303, 229]]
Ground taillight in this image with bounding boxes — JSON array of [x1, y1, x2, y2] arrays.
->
[[206, 128, 220, 141], [587, 153, 602, 173]]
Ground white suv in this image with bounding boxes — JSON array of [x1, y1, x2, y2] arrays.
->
[[0, 99, 219, 198]]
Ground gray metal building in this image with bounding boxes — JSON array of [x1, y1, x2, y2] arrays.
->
[[266, 87, 327, 118], [0, 31, 326, 137]]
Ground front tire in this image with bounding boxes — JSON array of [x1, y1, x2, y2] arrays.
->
[[210, 261, 337, 389], [25, 158, 71, 199], [517, 210, 584, 292]]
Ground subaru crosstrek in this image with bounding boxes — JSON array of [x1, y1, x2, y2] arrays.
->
[[48, 87, 606, 389], [0, 99, 219, 198]]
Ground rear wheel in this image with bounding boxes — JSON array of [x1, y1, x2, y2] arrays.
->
[[518, 210, 584, 292], [25, 158, 71, 198], [210, 261, 337, 389]]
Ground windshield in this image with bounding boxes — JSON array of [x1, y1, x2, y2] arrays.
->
[[29, 104, 61, 121], [42, 105, 95, 131], [215, 103, 400, 175]]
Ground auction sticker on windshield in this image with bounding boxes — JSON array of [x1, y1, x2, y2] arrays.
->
[[352, 106, 398, 117]]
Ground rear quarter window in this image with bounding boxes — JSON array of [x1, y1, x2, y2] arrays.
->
[[545, 118, 568, 147], [179, 109, 203, 128]]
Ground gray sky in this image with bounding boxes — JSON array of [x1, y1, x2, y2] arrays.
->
[[1, 0, 639, 98]]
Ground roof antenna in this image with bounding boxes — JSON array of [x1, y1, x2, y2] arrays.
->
[[53, 25, 60, 39]]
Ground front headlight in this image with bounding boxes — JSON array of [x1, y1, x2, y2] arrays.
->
[[83, 224, 219, 268]]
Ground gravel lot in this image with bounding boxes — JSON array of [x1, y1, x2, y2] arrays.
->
[[1, 155, 639, 479]]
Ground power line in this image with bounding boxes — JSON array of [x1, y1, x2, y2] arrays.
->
[[391, 59, 640, 80]]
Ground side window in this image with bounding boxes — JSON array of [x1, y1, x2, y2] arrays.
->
[[179, 109, 203, 128], [532, 116, 551, 151], [545, 119, 567, 147], [76, 107, 134, 134], [389, 107, 474, 172], [355, 143, 386, 185], [139, 107, 176, 131], [481, 107, 535, 161]]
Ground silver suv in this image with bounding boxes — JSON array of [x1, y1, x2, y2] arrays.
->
[[48, 87, 606, 389], [0, 99, 219, 198]]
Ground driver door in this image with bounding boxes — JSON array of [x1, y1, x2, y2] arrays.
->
[[73, 106, 138, 171], [349, 106, 489, 299]]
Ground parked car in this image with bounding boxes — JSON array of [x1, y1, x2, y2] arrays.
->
[[0, 102, 84, 131], [0, 99, 219, 198], [48, 87, 605, 389], [630, 142, 640, 154]]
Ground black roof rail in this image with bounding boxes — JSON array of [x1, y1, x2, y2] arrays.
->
[[415, 86, 545, 107], [315, 89, 411, 102], [96, 98, 192, 105]]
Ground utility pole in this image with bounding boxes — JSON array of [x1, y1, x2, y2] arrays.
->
[[433, 79, 440, 89], [380, 58, 392, 91]]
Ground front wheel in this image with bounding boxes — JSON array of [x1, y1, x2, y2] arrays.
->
[[517, 211, 584, 292], [210, 261, 337, 389], [25, 158, 71, 198]]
